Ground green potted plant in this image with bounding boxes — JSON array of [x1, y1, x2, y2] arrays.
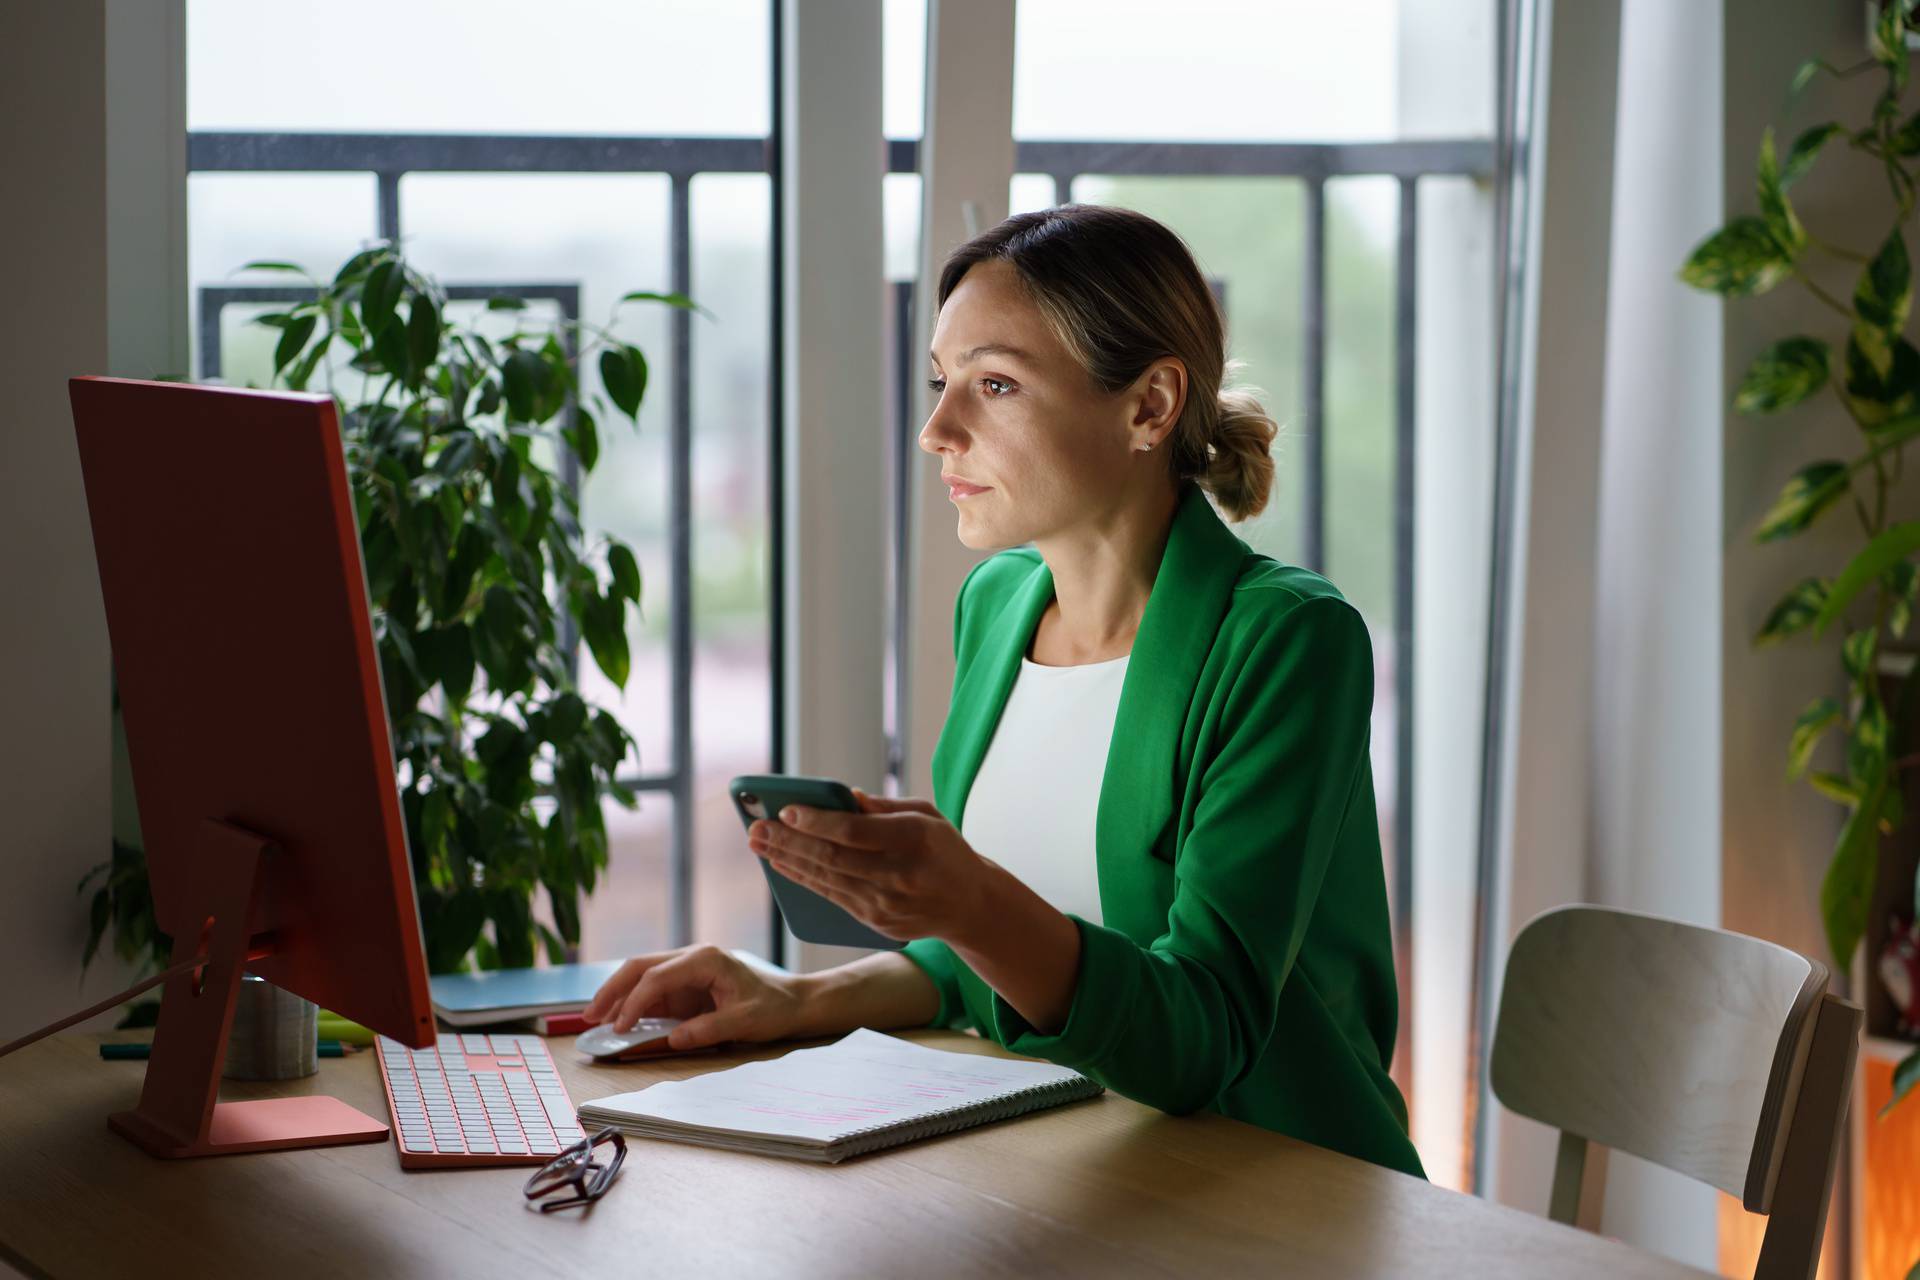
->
[[1679, 0, 1920, 1204], [81, 241, 703, 983]]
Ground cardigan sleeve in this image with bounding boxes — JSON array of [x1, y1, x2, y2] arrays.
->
[[902, 936, 972, 1030], [940, 594, 1376, 1112]]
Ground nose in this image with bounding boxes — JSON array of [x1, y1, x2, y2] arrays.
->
[[918, 388, 966, 458]]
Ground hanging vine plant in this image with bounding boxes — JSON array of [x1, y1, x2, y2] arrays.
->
[[1678, 0, 1920, 1121]]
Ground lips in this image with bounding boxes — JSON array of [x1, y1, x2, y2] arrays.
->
[[944, 476, 990, 498]]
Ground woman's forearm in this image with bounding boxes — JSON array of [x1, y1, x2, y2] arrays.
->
[[788, 949, 943, 1038], [945, 861, 1083, 1036]]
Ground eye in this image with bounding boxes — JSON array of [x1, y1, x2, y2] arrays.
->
[[979, 377, 1014, 397], [926, 376, 946, 393]]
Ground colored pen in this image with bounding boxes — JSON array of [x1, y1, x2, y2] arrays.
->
[[101, 1040, 348, 1060], [315, 1014, 376, 1046]]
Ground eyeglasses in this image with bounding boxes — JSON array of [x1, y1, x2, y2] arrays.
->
[[522, 1126, 627, 1212]]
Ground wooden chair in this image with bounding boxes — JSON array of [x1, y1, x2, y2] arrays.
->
[[1490, 905, 1862, 1280]]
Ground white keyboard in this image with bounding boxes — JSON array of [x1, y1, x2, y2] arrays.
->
[[375, 1032, 586, 1169]]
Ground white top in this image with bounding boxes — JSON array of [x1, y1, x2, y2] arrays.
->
[[959, 652, 1130, 927]]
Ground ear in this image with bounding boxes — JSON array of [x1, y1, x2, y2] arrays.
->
[[1128, 357, 1188, 448]]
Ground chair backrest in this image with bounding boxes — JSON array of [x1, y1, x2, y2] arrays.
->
[[1490, 905, 1860, 1280]]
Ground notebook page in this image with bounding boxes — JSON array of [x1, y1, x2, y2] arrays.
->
[[581, 1028, 1091, 1143]]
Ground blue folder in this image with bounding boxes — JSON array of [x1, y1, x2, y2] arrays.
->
[[427, 951, 787, 1027], [428, 961, 625, 1027]]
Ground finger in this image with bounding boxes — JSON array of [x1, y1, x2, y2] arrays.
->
[[851, 787, 942, 818], [770, 856, 908, 942], [778, 803, 923, 852], [583, 952, 672, 1023], [668, 1007, 744, 1051], [754, 822, 888, 877], [617, 950, 721, 1033], [765, 849, 871, 911]]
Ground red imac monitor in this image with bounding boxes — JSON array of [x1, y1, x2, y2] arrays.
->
[[68, 376, 437, 1158]]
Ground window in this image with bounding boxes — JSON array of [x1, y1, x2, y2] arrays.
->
[[186, 0, 780, 962]]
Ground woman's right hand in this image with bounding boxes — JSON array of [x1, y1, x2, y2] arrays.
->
[[581, 945, 808, 1051]]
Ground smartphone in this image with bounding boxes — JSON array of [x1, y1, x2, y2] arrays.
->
[[728, 774, 904, 951]]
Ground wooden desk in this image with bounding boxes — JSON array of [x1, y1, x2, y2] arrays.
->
[[0, 1031, 1715, 1279]]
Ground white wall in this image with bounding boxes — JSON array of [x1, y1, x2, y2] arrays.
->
[[1588, 0, 1724, 1264], [0, 1, 186, 1041]]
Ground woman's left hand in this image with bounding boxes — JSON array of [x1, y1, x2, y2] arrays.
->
[[747, 788, 994, 943]]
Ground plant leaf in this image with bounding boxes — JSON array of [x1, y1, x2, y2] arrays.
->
[[407, 295, 440, 383], [617, 289, 714, 321], [1821, 776, 1885, 971], [1788, 697, 1843, 778], [1895, 107, 1920, 157], [1888, 560, 1920, 637], [285, 334, 330, 392], [486, 295, 528, 311], [607, 542, 641, 603], [569, 406, 600, 472], [373, 319, 413, 387], [1788, 58, 1838, 101], [1809, 770, 1863, 805], [1872, 0, 1908, 67], [332, 246, 386, 289], [1735, 336, 1829, 413], [1678, 216, 1794, 296], [1756, 128, 1805, 256], [581, 592, 630, 689], [1782, 122, 1846, 186], [501, 350, 545, 423], [1851, 695, 1890, 783], [361, 260, 404, 337], [1882, 1047, 1920, 1117], [1845, 627, 1879, 684], [1756, 461, 1850, 541], [599, 345, 648, 418], [439, 624, 475, 704], [238, 259, 311, 275], [273, 314, 316, 376], [1813, 521, 1920, 634], [547, 692, 587, 742], [1844, 332, 1920, 423], [1757, 577, 1832, 645], [1856, 227, 1913, 336]]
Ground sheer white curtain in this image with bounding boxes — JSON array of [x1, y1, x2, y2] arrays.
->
[[1476, 0, 1724, 1269]]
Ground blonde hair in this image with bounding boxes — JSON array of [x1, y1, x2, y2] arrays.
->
[[936, 203, 1278, 521]]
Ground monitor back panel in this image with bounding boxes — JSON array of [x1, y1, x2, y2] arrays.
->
[[69, 376, 435, 1048]]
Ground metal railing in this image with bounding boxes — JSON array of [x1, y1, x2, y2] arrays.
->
[[187, 129, 1495, 1002]]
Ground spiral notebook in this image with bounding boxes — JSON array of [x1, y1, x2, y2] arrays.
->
[[576, 1027, 1103, 1163]]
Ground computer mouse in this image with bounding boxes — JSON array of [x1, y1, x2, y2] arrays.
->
[[576, 1019, 682, 1059]]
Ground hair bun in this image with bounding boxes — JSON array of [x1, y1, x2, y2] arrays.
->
[[1204, 387, 1278, 521]]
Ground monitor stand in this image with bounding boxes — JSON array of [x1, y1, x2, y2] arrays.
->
[[108, 819, 391, 1158]]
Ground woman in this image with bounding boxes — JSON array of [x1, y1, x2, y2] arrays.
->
[[585, 203, 1424, 1179]]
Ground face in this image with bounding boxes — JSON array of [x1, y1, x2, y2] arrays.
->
[[919, 260, 1181, 550]]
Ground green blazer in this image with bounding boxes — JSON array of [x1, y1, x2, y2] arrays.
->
[[901, 482, 1425, 1179]]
